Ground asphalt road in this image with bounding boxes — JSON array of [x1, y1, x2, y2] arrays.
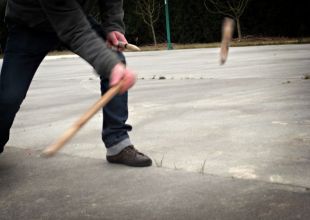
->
[[1, 44, 310, 219]]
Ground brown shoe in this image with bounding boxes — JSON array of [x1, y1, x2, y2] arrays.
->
[[106, 146, 152, 167]]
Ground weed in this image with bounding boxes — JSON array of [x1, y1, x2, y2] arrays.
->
[[200, 159, 207, 175], [154, 153, 165, 168], [173, 162, 180, 171]]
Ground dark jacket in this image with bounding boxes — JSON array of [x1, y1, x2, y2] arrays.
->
[[5, 0, 125, 77]]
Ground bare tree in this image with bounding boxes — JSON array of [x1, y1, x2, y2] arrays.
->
[[136, 0, 161, 46], [204, 0, 249, 41], [0, 0, 6, 11]]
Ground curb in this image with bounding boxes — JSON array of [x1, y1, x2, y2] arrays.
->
[[44, 54, 78, 60]]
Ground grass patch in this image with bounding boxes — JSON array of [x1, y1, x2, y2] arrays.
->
[[47, 50, 75, 56], [139, 37, 310, 51], [1, 37, 309, 58]]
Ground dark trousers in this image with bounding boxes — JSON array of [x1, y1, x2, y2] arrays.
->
[[0, 21, 132, 153]]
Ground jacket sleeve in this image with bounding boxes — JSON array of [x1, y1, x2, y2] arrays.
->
[[99, 0, 125, 35], [38, 0, 120, 78]]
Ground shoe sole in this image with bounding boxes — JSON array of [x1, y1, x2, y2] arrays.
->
[[107, 159, 152, 167]]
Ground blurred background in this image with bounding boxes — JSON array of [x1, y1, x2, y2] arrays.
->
[[0, 0, 309, 53]]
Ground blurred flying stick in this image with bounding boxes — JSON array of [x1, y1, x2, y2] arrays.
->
[[220, 17, 235, 65], [117, 41, 141, 51]]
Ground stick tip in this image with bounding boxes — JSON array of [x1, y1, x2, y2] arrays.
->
[[126, 43, 141, 51], [40, 148, 55, 158], [118, 41, 141, 51]]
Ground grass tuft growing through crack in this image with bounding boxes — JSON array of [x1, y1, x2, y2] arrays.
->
[[173, 162, 181, 171], [154, 153, 165, 168], [200, 159, 207, 175]]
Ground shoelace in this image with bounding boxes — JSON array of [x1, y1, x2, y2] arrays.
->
[[124, 146, 145, 156]]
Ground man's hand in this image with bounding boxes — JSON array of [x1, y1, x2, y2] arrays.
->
[[110, 63, 136, 94], [106, 31, 128, 51]]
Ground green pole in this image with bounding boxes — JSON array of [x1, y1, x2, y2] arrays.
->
[[164, 0, 173, 50]]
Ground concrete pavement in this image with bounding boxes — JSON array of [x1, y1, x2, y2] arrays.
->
[[1, 44, 310, 219], [1, 147, 310, 220]]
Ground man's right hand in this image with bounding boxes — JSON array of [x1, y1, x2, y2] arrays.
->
[[106, 31, 128, 52], [109, 63, 136, 94]]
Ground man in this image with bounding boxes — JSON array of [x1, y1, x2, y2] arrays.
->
[[0, 0, 7, 53], [0, 0, 152, 167]]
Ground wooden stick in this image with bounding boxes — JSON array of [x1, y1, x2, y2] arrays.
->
[[220, 17, 235, 65], [124, 43, 141, 51], [41, 82, 122, 157], [118, 42, 141, 51]]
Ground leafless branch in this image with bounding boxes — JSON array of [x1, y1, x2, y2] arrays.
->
[[136, 0, 161, 45]]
